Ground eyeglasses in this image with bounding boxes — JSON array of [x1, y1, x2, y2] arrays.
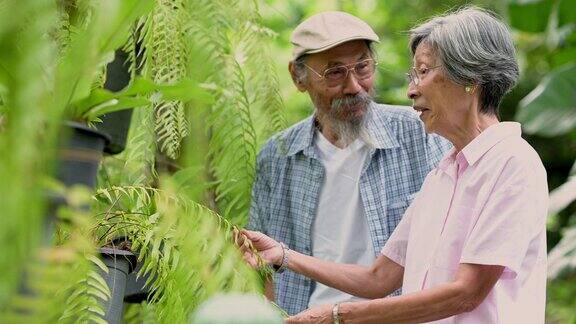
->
[[303, 59, 377, 87], [406, 65, 441, 85]]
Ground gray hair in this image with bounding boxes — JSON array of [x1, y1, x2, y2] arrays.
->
[[293, 54, 310, 84], [292, 41, 377, 85], [409, 7, 519, 116]]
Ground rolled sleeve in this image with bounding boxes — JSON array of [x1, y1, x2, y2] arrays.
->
[[381, 199, 416, 267]]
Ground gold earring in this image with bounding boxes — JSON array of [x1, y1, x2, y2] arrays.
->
[[465, 86, 472, 93]]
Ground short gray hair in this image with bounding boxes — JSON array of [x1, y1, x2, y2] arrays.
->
[[292, 41, 377, 85], [293, 54, 310, 84], [409, 7, 519, 116]]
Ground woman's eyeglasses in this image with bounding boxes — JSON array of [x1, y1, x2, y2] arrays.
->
[[405, 65, 441, 85]]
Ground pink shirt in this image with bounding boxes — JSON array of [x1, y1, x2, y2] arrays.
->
[[381, 122, 548, 323]]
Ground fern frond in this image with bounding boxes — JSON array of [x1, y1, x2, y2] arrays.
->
[[155, 100, 187, 158], [123, 302, 157, 324], [98, 104, 157, 187], [143, 179, 261, 322], [93, 183, 265, 318], [206, 59, 257, 225], [181, 0, 286, 226], [236, 3, 287, 142], [141, 0, 190, 159]]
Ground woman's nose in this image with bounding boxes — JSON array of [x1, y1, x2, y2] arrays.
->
[[407, 83, 419, 100]]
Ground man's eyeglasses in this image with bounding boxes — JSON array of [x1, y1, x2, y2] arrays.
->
[[406, 65, 441, 86], [303, 59, 377, 87]]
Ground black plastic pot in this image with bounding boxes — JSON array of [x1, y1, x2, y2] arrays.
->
[[123, 261, 154, 303], [99, 247, 137, 324], [56, 121, 110, 189], [96, 50, 133, 155]]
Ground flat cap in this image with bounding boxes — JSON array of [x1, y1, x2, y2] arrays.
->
[[290, 11, 379, 60]]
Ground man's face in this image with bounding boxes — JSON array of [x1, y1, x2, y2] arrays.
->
[[292, 40, 375, 145]]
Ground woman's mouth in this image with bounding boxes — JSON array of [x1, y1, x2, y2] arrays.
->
[[413, 106, 430, 121], [412, 106, 429, 113]]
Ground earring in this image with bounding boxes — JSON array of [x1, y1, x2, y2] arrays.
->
[[465, 86, 472, 93]]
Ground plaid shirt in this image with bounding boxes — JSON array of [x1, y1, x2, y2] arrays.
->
[[248, 103, 451, 315]]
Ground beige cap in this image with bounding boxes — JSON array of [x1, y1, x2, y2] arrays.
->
[[290, 11, 379, 60]]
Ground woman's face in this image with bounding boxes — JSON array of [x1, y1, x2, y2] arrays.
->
[[406, 42, 476, 138]]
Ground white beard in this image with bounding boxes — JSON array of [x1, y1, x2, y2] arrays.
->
[[315, 91, 375, 148]]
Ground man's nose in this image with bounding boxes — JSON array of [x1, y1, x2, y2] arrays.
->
[[342, 71, 362, 95]]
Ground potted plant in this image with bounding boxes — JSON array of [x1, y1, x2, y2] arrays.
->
[[1, 0, 285, 322]]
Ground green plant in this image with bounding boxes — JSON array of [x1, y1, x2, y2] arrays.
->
[[509, 0, 576, 321], [89, 0, 288, 320], [0, 0, 59, 310], [55, 0, 155, 123], [3, 0, 289, 321], [93, 182, 263, 323]]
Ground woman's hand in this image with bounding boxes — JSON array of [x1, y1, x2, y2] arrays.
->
[[234, 229, 283, 268], [285, 304, 333, 324]]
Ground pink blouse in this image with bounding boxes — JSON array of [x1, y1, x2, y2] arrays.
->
[[382, 122, 548, 323]]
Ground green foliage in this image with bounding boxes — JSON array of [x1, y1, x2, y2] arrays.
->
[[0, 0, 60, 308], [163, 0, 288, 225], [0, 186, 106, 323], [546, 277, 576, 324], [549, 226, 576, 279], [132, 0, 190, 159], [507, 0, 576, 320], [516, 64, 576, 137], [57, 0, 155, 120], [0, 0, 280, 321], [100, 104, 158, 187], [123, 301, 157, 323], [507, 0, 553, 33], [93, 182, 263, 322]]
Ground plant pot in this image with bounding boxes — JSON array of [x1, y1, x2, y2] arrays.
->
[[98, 109, 133, 155], [97, 50, 133, 155], [99, 247, 137, 324], [57, 121, 110, 189], [123, 261, 154, 303]]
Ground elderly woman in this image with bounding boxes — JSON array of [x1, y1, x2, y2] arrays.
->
[[240, 7, 547, 323]]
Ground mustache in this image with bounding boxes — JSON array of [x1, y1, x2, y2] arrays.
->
[[331, 91, 372, 110]]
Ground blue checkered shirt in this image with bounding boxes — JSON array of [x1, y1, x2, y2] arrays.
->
[[248, 103, 451, 315]]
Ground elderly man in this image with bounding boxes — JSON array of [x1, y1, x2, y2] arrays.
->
[[247, 11, 450, 315]]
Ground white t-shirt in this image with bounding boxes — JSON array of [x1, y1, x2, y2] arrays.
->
[[308, 131, 375, 307]]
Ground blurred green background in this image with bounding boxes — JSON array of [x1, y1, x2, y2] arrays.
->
[[258, 0, 576, 322]]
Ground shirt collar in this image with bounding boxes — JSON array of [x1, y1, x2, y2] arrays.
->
[[437, 122, 521, 175], [460, 122, 521, 166], [285, 103, 400, 156]]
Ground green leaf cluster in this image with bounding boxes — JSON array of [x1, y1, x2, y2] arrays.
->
[[507, 0, 576, 321], [93, 182, 263, 322]]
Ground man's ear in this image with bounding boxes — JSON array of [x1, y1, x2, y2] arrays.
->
[[288, 61, 307, 92]]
